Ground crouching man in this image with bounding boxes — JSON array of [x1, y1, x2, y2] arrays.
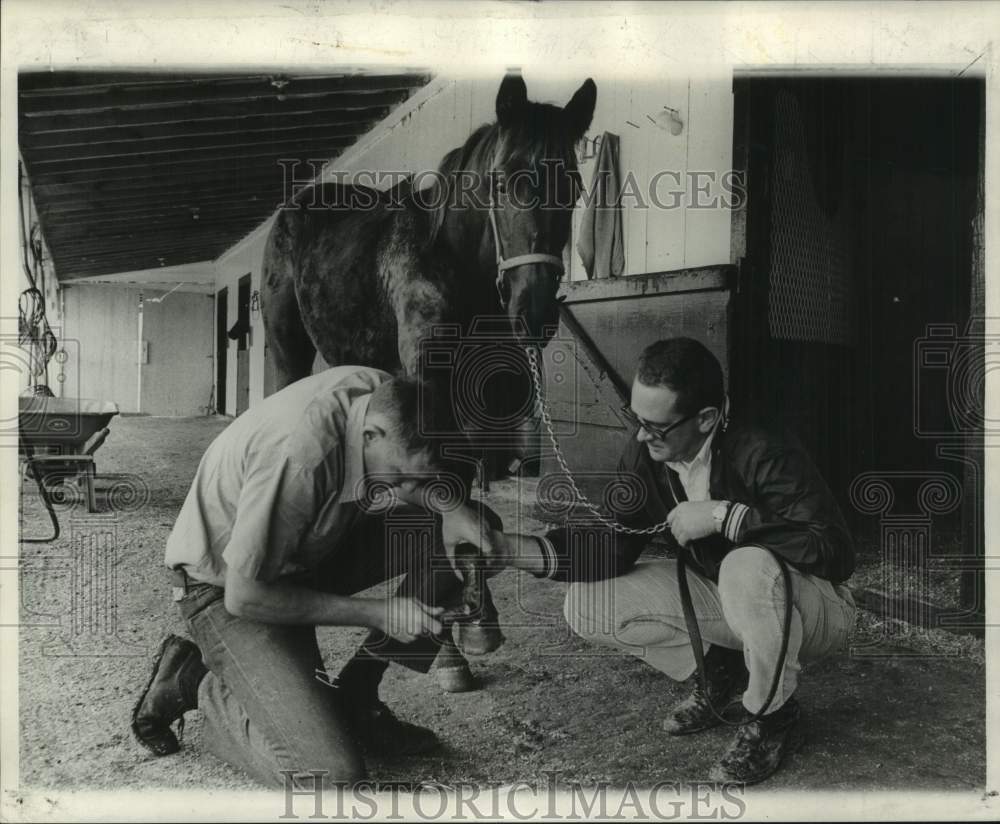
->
[[451, 338, 857, 785], [131, 366, 494, 788]]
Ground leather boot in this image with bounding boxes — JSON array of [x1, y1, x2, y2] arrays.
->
[[709, 695, 804, 784], [662, 645, 748, 736], [332, 678, 441, 757], [334, 649, 441, 756], [131, 635, 207, 756]]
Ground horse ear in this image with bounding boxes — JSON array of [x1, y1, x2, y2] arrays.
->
[[496, 73, 528, 126], [563, 78, 597, 141]]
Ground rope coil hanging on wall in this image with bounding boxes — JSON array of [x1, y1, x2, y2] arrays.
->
[[18, 162, 59, 393]]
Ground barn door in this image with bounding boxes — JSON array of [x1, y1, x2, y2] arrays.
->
[[215, 286, 228, 414], [235, 274, 251, 415], [732, 74, 982, 533]]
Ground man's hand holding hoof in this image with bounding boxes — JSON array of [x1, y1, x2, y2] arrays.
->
[[379, 597, 444, 644]]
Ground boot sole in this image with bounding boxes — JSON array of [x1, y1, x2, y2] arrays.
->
[[130, 635, 181, 756]]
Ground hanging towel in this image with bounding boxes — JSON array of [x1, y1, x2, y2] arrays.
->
[[577, 132, 625, 279]]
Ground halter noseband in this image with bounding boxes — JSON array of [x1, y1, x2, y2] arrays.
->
[[487, 171, 564, 310]]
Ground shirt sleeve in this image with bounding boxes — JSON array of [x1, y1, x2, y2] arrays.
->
[[221, 457, 322, 583], [723, 437, 854, 581], [532, 457, 652, 583]]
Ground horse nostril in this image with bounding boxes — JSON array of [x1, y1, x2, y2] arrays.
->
[[556, 294, 567, 303]]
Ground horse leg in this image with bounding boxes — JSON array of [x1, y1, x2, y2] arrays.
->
[[260, 284, 316, 393], [261, 215, 316, 393]]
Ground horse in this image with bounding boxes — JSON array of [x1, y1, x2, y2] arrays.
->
[[260, 74, 596, 471]]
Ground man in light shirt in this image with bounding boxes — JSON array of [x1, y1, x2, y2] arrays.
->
[[130, 366, 495, 788], [457, 337, 857, 785]]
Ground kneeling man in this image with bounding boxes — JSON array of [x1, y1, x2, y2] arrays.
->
[[131, 366, 492, 787]]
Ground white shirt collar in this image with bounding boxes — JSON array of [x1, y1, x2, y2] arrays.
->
[[665, 424, 716, 474], [664, 395, 729, 474]]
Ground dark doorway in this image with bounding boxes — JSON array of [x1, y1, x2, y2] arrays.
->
[[731, 75, 984, 619], [731, 75, 982, 507], [215, 287, 228, 414], [236, 274, 251, 415]]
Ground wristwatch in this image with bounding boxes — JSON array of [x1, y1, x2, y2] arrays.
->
[[712, 501, 731, 533]]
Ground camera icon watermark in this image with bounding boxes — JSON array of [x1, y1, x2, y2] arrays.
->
[[416, 317, 579, 445], [6, 518, 145, 657], [0, 330, 82, 447], [913, 318, 1000, 439], [847, 470, 971, 657]]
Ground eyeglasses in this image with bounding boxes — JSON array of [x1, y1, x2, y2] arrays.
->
[[619, 405, 698, 441]]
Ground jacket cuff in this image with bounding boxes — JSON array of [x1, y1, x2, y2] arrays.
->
[[529, 535, 560, 580], [722, 502, 751, 543]]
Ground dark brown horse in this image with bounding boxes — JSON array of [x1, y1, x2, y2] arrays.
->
[[261, 74, 596, 461]]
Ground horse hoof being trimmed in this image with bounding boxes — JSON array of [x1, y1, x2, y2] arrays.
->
[[434, 662, 479, 693], [454, 620, 505, 657]]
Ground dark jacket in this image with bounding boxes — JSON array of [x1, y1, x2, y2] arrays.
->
[[538, 419, 856, 585]]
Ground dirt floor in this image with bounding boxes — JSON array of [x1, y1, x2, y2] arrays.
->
[[15, 416, 987, 794]]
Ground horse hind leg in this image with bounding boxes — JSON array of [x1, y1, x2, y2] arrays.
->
[[261, 248, 316, 394]]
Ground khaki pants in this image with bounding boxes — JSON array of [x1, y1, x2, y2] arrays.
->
[[563, 547, 857, 713]]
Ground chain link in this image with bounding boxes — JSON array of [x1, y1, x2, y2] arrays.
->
[[525, 346, 671, 536]]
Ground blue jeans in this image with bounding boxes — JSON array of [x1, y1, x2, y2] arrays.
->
[[175, 506, 482, 788]]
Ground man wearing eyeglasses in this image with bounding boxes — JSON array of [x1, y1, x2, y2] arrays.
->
[[445, 336, 856, 784]]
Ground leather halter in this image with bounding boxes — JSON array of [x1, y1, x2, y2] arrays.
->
[[487, 174, 564, 310]]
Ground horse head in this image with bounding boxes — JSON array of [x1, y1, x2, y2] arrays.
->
[[430, 74, 596, 343]]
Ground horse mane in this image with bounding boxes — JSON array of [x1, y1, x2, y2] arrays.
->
[[419, 104, 584, 251]]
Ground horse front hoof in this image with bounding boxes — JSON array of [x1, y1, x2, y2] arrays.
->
[[454, 620, 505, 656], [435, 662, 479, 693]]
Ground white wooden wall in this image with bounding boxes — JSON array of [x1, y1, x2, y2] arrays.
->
[[60, 284, 213, 415], [566, 74, 734, 279], [214, 73, 734, 412]]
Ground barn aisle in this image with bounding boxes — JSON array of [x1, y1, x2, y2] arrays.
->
[[16, 416, 985, 792]]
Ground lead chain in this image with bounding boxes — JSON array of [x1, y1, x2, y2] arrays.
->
[[525, 346, 671, 536]]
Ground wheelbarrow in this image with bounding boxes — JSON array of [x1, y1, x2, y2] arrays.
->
[[19, 396, 120, 542]]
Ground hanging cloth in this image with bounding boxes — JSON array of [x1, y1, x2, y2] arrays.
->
[[577, 132, 625, 279]]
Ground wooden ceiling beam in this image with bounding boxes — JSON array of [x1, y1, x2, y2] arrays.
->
[[47, 219, 263, 247], [38, 189, 285, 220], [26, 136, 356, 175], [23, 124, 369, 164], [27, 152, 352, 190], [53, 244, 237, 271], [21, 99, 396, 135], [20, 109, 385, 149], [20, 72, 428, 104], [32, 168, 296, 197], [19, 78, 426, 117], [55, 240, 227, 263], [45, 205, 274, 234]]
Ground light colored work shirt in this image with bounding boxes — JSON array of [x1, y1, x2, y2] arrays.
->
[[164, 366, 390, 586]]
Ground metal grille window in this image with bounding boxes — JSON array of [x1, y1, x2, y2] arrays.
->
[[768, 89, 857, 347]]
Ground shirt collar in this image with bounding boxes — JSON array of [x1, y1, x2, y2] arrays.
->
[[664, 395, 729, 473], [337, 393, 371, 504], [666, 424, 717, 474]]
